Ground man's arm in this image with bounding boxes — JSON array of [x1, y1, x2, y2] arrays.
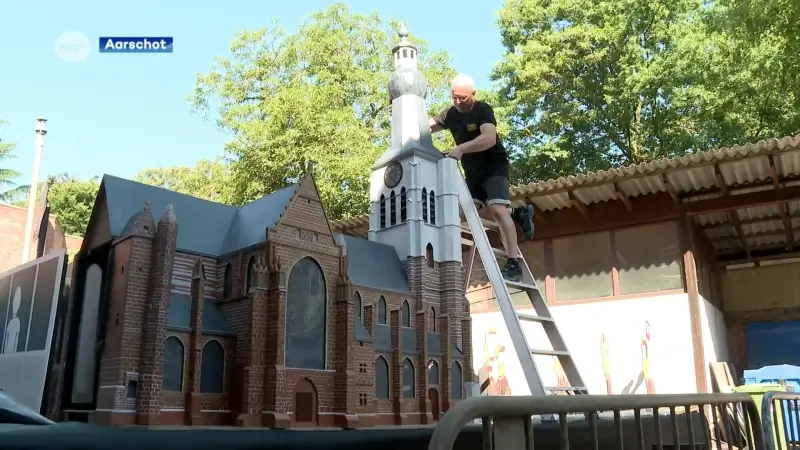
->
[[430, 108, 448, 133], [429, 117, 443, 133], [456, 104, 498, 154]]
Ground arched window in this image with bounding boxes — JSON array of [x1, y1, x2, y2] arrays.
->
[[379, 194, 386, 229], [200, 340, 225, 394], [429, 307, 436, 332], [450, 361, 463, 400], [389, 191, 397, 226], [353, 291, 362, 320], [422, 188, 428, 223], [375, 356, 390, 398], [164, 336, 185, 392], [400, 187, 407, 222], [71, 263, 103, 404], [222, 263, 232, 299], [427, 360, 439, 386], [429, 191, 436, 225], [285, 257, 327, 370], [245, 256, 257, 293], [402, 358, 415, 398], [401, 300, 411, 327], [378, 296, 387, 325], [425, 243, 434, 268]]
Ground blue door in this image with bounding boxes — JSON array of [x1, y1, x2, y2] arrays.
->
[[746, 320, 800, 369]]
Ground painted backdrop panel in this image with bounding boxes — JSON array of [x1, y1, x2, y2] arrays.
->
[[471, 294, 696, 396]]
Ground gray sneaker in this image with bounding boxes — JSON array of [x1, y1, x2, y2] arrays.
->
[[512, 205, 535, 241], [501, 259, 522, 282]]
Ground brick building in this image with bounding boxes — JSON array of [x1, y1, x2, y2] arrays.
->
[[52, 27, 473, 428], [0, 195, 82, 275]]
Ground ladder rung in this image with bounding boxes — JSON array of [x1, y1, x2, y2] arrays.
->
[[461, 218, 499, 232], [460, 238, 506, 258], [532, 349, 570, 356], [505, 279, 538, 292], [517, 312, 553, 323]]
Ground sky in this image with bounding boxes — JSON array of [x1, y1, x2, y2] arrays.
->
[[0, 0, 506, 189]]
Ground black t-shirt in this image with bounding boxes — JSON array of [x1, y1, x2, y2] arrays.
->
[[433, 101, 508, 176]]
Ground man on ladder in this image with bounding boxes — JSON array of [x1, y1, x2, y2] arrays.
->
[[429, 73, 535, 282]]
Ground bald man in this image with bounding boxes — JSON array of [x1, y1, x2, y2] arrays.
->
[[430, 74, 534, 282]]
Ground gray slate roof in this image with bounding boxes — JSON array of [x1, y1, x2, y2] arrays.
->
[[340, 235, 410, 293], [166, 293, 235, 335], [101, 175, 298, 256]]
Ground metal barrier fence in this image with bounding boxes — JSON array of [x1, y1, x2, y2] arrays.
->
[[428, 394, 766, 450], [762, 391, 800, 450]]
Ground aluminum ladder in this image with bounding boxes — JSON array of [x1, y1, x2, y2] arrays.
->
[[457, 176, 589, 398]]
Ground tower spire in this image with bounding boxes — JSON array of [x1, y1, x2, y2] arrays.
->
[[373, 24, 442, 169], [392, 23, 417, 69]]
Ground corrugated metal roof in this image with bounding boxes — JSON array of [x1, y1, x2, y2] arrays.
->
[[331, 134, 800, 258]]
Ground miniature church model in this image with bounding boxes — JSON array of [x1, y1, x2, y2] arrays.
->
[[51, 24, 473, 429]]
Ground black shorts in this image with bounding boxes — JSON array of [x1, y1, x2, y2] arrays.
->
[[465, 173, 510, 207]]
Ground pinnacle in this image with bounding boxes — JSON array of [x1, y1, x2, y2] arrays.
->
[[398, 23, 408, 38], [159, 204, 177, 224]]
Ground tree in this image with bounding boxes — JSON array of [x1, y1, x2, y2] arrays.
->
[[0, 120, 25, 203], [134, 157, 234, 203], [13, 174, 100, 236], [492, 0, 782, 182], [189, 3, 457, 220], [701, 0, 800, 141]]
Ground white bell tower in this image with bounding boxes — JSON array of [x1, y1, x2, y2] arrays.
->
[[368, 25, 461, 264]]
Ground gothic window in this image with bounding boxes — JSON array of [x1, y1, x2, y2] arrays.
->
[[285, 257, 327, 370], [200, 340, 225, 394], [429, 307, 436, 332], [375, 356, 390, 399], [429, 191, 436, 225], [426, 243, 434, 268], [222, 263, 232, 299], [450, 361, 463, 399], [400, 187, 407, 222], [245, 256, 257, 293], [390, 190, 397, 226], [421, 188, 428, 222], [379, 194, 386, 229], [163, 336, 184, 392], [427, 360, 439, 386], [378, 296, 387, 324], [401, 300, 411, 327], [402, 358, 415, 398], [71, 263, 103, 404], [353, 291, 362, 320]]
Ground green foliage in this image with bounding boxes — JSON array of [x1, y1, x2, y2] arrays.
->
[[14, 174, 100, 236], [134, 157, 234, 203], [0, 120, 25, 203], [189, 3, 457, 220], [492, 0, 800, 183]]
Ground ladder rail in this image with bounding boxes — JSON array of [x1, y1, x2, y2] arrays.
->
[[514, 247, 589, 392], [454, 173, 548, 397]]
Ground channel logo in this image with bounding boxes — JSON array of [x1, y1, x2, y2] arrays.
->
[[98, 37, 174, 54]]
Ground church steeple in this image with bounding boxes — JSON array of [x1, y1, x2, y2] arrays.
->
[[392, 24, 417, 69], [369, 23, 460, 265], [373, 24, 443, 169]]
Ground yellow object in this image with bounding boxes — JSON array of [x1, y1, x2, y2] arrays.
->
[[733, 383, 789, 449]]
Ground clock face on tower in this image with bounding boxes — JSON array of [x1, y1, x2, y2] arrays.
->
[[384, 162, 403, 189]]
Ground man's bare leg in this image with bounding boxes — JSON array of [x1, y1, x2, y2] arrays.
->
[[486, 204, 519, 259]]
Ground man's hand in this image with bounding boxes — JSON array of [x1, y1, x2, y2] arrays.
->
[[445, 146, 464, 160]]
